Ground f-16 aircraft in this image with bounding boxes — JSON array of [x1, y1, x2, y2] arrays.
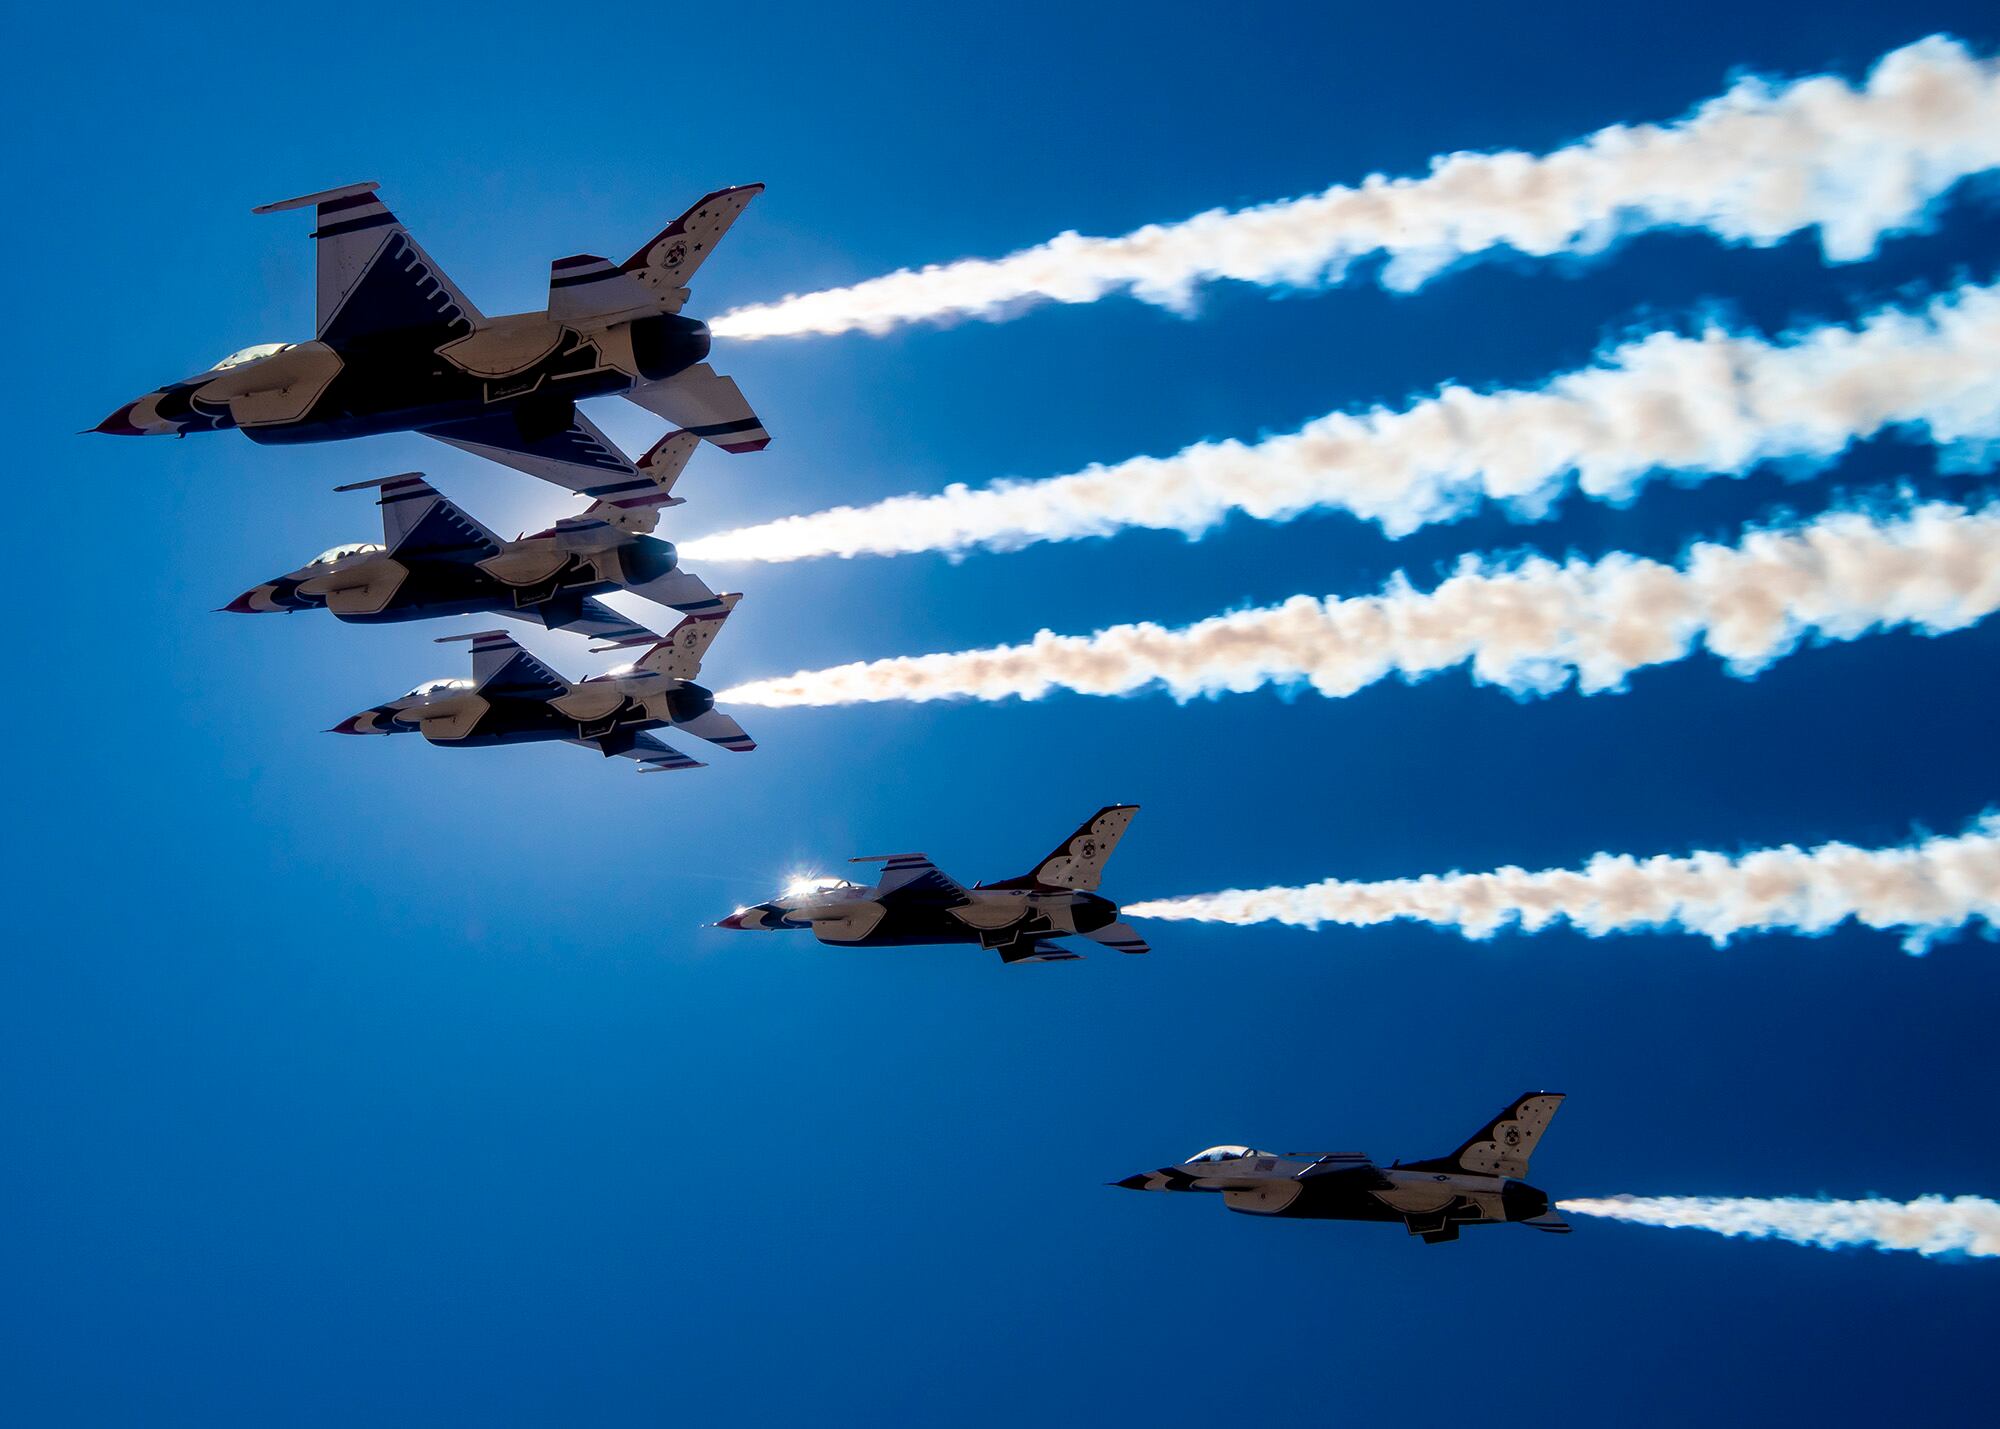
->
[[95, 182, 770, 501], [224, 432, 722, 647], [331, 605, 753, 775], [716, 806, 1150, 964], [1114, 1092, 1571, 1243]]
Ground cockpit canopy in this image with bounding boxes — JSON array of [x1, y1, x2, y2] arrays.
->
[[1185, 1145, 1265, 1165], [782, 874, 863, 901], [403, 677, 473, 700], [211, 342, 293, 371], [308, 541, 385, 568]]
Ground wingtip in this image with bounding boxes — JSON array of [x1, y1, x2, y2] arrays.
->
[[252, 180, 380, 215]]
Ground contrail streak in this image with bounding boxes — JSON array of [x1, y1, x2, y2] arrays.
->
[[717, 502, 2000, 713], [1122, 819, 2000, 951], [710, 36, 2000, 341], [1557, 1195, 2000, 1257], [683, 280, 2000, 564]]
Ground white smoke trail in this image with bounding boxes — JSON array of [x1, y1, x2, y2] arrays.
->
[[717, 501, 2000, 712], [1557, 1195, 2000, 1257], [1122, 819, 2000, 952], [683, 280, 2000, 564], [710, 36, 2000, 342]]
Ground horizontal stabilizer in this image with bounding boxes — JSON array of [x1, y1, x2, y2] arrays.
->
[[998, 938, 1083, 965], [1521, 1211, 1572, 1234], [1083, 920, 1150, 955], [673, 707, 755, 753], [629, 567, 726, 615], [624, 364, 770, 452]]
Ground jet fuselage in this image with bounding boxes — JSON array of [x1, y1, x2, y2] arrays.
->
[[99, 310, 710, 445], [1120, 1154, 1553, 1229], [723, 885, 1122, 949], [228, 534, 683, 628], [718, 806, 1149, 963], [335, 668, 715, 749], [1115, 1092, 1570, 1242]]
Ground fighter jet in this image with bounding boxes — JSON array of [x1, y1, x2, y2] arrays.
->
[[331, 605, 753, 775], [716, 806, 1151, 963], [1114, 1092, 1571, 1244], [95, 182, 769, 501], [224, 432, 722, 646]]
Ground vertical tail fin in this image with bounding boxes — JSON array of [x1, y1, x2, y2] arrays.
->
[[635, 593, 742, 680], [1022, 805, 1140, 891], [620, 184, 765, 307], [567, 430, 699, 533], [1406, 1093, 1565, 1179], [636, 429, 700, 493]]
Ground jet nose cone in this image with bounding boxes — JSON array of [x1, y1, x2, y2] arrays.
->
[[91, 400, 146, 436], [1112, 1174, 1155, 1191], [91, 392, 184, 436], [221, 583, 280, 614], [328, 713, 376, 735], [714, 911, 750, 930]]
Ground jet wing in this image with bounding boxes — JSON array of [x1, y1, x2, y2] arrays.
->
[[422, 410, 670, 505], [438, 629, 570, 698], [497, 596, 660, 649], [558, 428, 698, 534], [253, 183, 484, 343], [849, 854, 968, 905], [334, 473, 503, 562], [566, 729, 705, 774]]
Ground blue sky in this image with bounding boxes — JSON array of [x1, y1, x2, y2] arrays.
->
[[6, 1, 1999, 1422]]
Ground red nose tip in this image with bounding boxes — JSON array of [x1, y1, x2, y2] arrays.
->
[[715, 912, 748, 930], [221, 588, 263, 614], [92, 401, 145, 436], [327, 714, 368, 735]]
